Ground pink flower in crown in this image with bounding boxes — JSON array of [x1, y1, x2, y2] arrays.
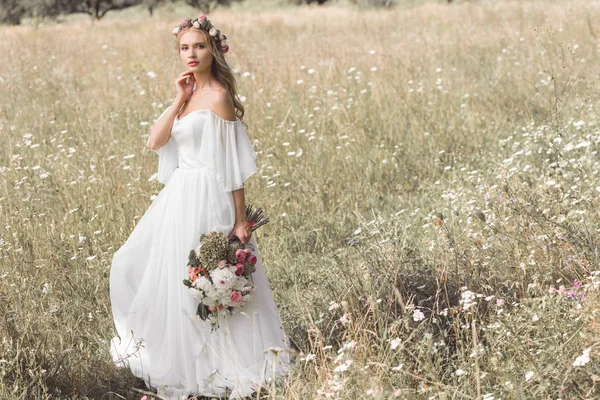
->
[[230, 290, 243, 303], [222, 44, 229, 53], [235, 249, 246, 263], [198, 15, 207, 22], [235, 263, 245, 275], [247, 255, 257, 265], [172, 27, 180, 36], [181, 18, 190, 26]]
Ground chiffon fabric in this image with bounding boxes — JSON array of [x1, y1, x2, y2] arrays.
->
[[109, 103, 294, 399]]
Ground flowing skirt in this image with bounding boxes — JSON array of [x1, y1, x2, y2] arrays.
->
[[109, 166, 294, 399]]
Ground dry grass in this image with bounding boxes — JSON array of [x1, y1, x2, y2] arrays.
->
[[1, 0, 600, 398]]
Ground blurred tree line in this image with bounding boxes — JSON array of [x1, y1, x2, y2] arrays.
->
[[0, 0, 402, 25], [0, 0, 225, 24]]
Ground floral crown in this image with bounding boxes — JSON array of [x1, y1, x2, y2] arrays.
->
[[172, 15, 229, 53]]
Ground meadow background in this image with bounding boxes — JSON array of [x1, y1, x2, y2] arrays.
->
[[1, 0, 600, 398]]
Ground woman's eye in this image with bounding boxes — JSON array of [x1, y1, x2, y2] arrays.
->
[[196, 44, 204, 48]]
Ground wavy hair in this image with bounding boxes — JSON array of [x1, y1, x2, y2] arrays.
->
[[175, 27, 246, 129]]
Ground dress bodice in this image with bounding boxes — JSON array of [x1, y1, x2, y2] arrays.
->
[[146, 105, 258, 191], [170, 109, 238, 170]]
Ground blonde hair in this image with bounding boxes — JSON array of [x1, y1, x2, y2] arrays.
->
[[175, 27, 247, 129]]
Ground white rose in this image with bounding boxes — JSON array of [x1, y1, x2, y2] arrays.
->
[[209, 27, 217, 37], [210, 268, 235, 289], [194, 276, 212, 292], [193, 20, 200, 28], [188, 287, 204, 301], [232, 276, 247, 291], [204, 298, 217, 307]]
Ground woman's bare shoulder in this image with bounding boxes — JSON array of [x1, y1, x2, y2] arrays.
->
[[209, 89, 237, 122]]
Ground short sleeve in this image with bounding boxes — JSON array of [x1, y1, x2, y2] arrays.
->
[[199, 113, 258, 192], [146, 106, 178, 185]]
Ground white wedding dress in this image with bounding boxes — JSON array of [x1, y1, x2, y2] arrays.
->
[[109, 103, 294, 399]]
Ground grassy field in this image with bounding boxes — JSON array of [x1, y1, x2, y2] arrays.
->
[[1, 0, 600, 398]]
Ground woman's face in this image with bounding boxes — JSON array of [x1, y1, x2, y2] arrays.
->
[[178, 30, 213, 73]]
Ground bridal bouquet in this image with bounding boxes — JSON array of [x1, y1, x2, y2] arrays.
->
[[183, 204, 269, 331]]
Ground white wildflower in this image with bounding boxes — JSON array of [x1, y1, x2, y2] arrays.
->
[[525, 371, 534, 382], [333, 359, 353, 372], [413, 309, 425, 322], [572, 348, 591, 367]]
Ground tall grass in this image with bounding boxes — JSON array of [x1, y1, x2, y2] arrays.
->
[[1, 1, 599, 398]]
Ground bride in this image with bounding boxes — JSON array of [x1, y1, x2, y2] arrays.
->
[[109, 15, 295, 399]]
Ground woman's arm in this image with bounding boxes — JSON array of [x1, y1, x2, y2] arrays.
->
[[148, 71, 196, 150], [230, 187, 252, 244], [210, 89, 253, 244], [147, 97, 186, 150]]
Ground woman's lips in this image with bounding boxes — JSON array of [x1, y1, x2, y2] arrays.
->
[[188, 61, 198, 66]]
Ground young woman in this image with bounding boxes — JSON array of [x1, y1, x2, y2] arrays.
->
[[109, 15, 294, 399]]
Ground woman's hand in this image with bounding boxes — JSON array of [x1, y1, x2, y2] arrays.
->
[[175, 71, 195, 102], [229, 220, 252, 245]]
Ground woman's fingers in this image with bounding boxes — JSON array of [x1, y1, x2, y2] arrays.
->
[[176, 71, 193, 83], [176, 74, 191, 84]]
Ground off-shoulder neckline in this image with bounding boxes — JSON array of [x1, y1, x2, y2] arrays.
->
[[175, 108, 240, 124]]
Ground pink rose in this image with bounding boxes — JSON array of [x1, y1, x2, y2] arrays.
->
[[181, 18, 190, 26], [207, 305, 216, 312], [244, 248, 251, 255], [247, 255, 257, 265], [222, 45, 229, 53], [230, 290, 242, 303], [198, 15, 207, 22], [235, 263, 245, 275], [188, 267, 198, 281], [235, 249, 246, 262]]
